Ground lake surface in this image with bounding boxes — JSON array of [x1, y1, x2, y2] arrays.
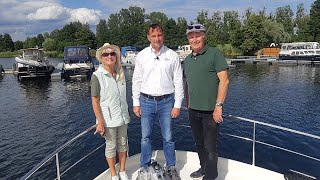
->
[[0, 58, 319, 179]]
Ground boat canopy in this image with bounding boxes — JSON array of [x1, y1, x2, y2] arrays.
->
[[121, 46, 137, 57], [64, 46, 92, 63]]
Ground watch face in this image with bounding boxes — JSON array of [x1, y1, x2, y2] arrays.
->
[[216, 102, 223, 106]]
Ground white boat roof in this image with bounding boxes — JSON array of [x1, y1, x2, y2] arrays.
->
[[19, 48, 44, 51], [94, 150, 284, 180]]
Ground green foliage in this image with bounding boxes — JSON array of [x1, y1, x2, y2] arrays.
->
[[310, 0, 320, 41], [293, 3, 312, 41], [241, 14, 267, 55], [42, 38, 56, 51], [275, 5, 294, 34], [1, 4, 320, 57], [216, 44, 241, 58], [45, 51, 62, 58], [96, 19, 109, 48], [0, 51, 19, 58], [14, 41, 23, 51], [1, 34, 14, 51]]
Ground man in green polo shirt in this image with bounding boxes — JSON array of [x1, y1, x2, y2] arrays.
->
[[183, 23, 229, 180]]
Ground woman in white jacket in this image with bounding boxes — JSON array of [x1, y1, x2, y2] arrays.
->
[[91, 43, 130, 180]]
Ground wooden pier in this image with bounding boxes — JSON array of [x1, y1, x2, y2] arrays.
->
[[227, 58, 320, 66]]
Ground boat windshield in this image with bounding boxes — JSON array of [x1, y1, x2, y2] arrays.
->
[[23, 50, 44, 61], [66, 47, 88, 57]]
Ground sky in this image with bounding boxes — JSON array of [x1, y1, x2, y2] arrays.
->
[[0, 0, 315, 41]]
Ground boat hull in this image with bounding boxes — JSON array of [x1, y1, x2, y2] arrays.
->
[[279, 55, 320, 61]]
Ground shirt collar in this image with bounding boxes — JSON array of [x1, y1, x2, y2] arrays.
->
[[192, 44, 209, 57], [150, 44, 164, 56]]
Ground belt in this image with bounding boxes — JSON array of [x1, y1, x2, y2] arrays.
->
[[140, 93, 172, 101]]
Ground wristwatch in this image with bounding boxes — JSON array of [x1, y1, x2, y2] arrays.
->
[[215, 102, 224, 107]]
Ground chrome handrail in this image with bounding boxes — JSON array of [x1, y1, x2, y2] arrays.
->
[[223, 114, 319, 179], [20, 114, 320, 179], [20, 125, 97, 180], [179, 114, 319, 177]]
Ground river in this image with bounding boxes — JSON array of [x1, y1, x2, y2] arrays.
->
[[0, 58, 319, 179]]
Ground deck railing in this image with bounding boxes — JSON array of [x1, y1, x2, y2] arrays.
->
[[20, 114, 320, 179], [20, 125, 101, 180]]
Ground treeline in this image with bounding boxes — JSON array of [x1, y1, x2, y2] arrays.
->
[[1, 1, 320, 56]]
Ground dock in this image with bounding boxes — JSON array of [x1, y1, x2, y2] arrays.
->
[[2, 59, 319, 77], [227, 57, 320, 66], [2, 68, 16, 74]]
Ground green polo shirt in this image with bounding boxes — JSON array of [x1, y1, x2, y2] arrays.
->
[[183, 45, 228, 111]]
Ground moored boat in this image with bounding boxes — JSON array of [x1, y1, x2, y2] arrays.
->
[[14, 48, 55, 81], [278, 42, 320, 61], [61, 45, 95, 81], [121, 46, 138, 65], [176, 45, 192, 61]]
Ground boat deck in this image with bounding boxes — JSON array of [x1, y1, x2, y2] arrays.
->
[[95, 150, 284, 180]]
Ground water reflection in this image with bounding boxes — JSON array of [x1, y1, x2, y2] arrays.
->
[[19, 79, 51, 102]]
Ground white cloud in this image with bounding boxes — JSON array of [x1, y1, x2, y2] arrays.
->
[[27, 6, 70, 21], [69, 8, 102, 25], [0, 0, 102, 41]]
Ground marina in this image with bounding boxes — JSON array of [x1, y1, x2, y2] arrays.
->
[[0, 57, 320, 179]]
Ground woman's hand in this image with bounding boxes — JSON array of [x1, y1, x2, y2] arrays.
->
[[95, 123, 105, 137]]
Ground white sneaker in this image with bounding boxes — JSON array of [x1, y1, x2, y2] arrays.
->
[[112, 175, 120, 180], [119, 171, 129, 180]]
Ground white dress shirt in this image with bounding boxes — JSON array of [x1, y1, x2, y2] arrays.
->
[[132, 45, 184, 108]]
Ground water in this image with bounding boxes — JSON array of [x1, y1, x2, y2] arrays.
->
[[0, 58, 319, 179]]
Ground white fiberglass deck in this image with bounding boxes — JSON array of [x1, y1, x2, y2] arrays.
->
[[95, 150, 284, 180]]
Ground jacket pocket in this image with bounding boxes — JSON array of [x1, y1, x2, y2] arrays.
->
[[107, 106, 112, 120]]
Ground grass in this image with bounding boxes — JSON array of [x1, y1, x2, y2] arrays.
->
[[0, 51, 19, 58]]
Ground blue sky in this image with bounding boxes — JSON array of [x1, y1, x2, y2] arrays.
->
[[0, 0, 315, 41]]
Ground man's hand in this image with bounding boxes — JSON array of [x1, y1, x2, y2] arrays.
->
[[133, 106, 141, 117], [213, 106, 223, 123], [171, 108, 181, 119]]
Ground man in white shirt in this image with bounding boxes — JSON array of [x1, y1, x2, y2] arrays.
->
[[132, 24, 184, 180]]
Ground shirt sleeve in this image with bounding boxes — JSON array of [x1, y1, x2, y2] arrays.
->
[[132, 53, 142, 106], [90, 74, 100, 96], [213, 48, 229, 72], [172, 53, 184, 108]]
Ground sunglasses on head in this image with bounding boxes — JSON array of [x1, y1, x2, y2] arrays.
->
[[187, 25, 203, 30], [101, 52, 116, 57]]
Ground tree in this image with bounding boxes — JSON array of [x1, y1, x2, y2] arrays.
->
[[164, 18, 177, 49], [14, 41, 24, 51], [42, 38, 56, 51], [96, 19, 109, 48], [37, 34, 45, 48], [263, 19, 291, 43], [309, 0, 320, 41], [175, 17, 188, 47], [53, 21, 96, 51], [275, 5, 294, 34], [147, 12, 168, 25], [293, 3, 311, 41], [2, 34, 14, 51], [118, 6, 146, 48], [241, 14, 267, 55], [223, 11, 242, 45]]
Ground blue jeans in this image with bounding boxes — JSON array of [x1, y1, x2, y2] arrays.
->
[[139, 94, 176, 168]]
